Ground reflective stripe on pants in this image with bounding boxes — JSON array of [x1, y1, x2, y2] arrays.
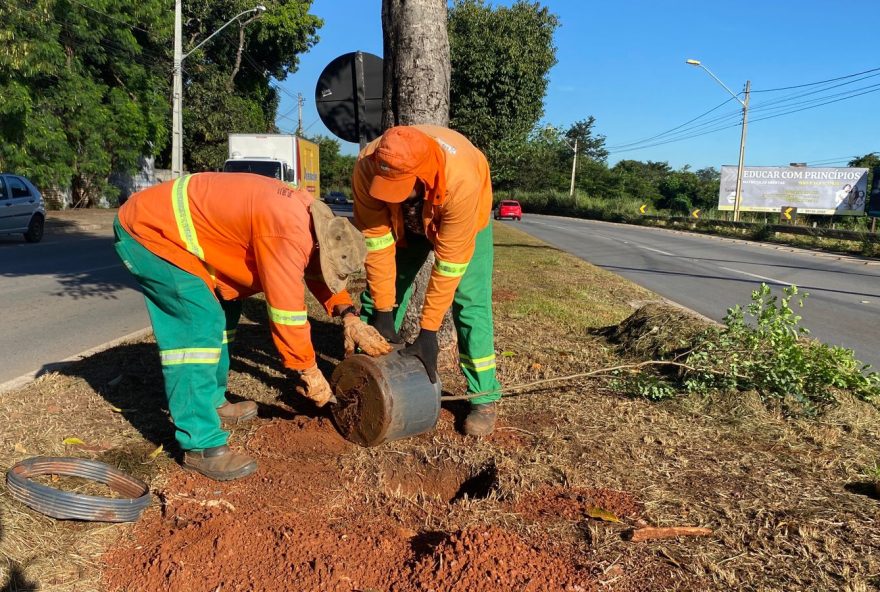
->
[[113, 218, 229, 451], [359, 225, 502, 404]]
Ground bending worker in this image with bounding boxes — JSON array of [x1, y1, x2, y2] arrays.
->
[[114, 173, 390, 481], [352, 125, 503, 436]]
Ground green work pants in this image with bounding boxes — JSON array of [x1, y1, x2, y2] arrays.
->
[[113, 219, 240, 451], [360, 224, 502, 405]]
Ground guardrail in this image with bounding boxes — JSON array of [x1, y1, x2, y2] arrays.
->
[[642, 215, 880, 244]]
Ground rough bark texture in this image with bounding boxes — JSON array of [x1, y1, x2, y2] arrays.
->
[[381, 0, 457, 367]]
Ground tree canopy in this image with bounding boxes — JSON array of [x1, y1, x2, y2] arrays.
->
[[0, 0, 321, 205], [448, 0, 558, 185]]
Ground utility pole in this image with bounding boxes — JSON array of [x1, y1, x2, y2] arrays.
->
[[170, 4, 265, 179], [296, 92, 304, 136], [686, 60, 750, 222], [733, 80, 750, 222], [569, 137, 578, 199], [172, 0, 183, 178]]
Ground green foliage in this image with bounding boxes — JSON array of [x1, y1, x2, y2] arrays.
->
[[620, 284, 880, 412], [683, 284, 880, 413], [308, 135, 356, 192], [178, 0, 322, 172], [448, 0, 558, 186], [0, 0, 322, 203], [617, 374, 677, 401], [0, 0, 170, 205]]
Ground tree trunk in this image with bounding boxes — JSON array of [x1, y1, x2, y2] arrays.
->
[[381, 0, 457, 369]]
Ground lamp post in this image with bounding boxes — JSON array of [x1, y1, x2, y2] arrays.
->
[[686, 59, 750, 222], [172, 2, 267, 178]]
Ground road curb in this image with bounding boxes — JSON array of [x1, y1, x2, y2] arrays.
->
[[0, 327, 153, 395]]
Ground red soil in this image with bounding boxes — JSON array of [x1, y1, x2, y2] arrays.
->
[[102, 417, 619, 591]]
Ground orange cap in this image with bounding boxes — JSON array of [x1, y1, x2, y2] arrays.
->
[[369, 127, 443, 203]]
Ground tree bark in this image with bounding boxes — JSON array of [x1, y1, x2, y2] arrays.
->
[[381, 0, 457, 368]]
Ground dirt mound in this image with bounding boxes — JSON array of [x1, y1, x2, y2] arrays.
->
[[598, 302, 713, 359], [409, 527, 595, 592], [515, 486, 642, 523], [103, 415, 602, 592]]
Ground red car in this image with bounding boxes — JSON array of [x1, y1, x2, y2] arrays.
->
[[494, 199, 522, 221]]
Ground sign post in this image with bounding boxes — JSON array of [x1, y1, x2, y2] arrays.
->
[[315, 51, 384, 147]]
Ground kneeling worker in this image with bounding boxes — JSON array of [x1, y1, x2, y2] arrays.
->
[[115, 173, 390, 481], [352, 125, 503, 436]]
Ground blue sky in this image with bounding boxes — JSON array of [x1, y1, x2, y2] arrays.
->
[[276, 0, 880, 170]]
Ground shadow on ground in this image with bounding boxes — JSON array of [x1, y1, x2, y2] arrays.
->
[[46, 297, 346, 456]]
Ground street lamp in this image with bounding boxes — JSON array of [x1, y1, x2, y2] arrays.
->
[[686, 59, 750, 222], [171, 3, 267, 178]]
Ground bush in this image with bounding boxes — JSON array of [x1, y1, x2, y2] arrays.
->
[[624, 284, 880, 413]]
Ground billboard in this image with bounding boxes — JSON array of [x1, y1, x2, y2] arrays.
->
[[718, 166, 869, 216]]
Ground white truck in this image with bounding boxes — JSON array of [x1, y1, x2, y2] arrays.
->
[[223, 134, 321, 197]]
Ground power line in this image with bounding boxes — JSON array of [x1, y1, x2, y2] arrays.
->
[[65, 0, 155, 35], [609, 85, 880, 156], [749, 86, 880, 125], [749, 71, 880, 112], [751, 65, 880, 93], [4, 3, 170, 68], [605, 96, 738, 150], [609, 66, 880, 154]]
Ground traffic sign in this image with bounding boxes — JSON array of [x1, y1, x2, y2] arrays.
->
[[315, 51, 383, 146], [691, 209, 701, 219], [639, 204, 647, 214], [780, 206, 797, 223]]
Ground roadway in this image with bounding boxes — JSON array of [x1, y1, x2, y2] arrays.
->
[[512, 214, 880, 370], [0, 227, 149, 386], [4, 206, 877, 388]]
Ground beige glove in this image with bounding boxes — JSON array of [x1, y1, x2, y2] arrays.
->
[[343, 314, 393, 357], [296, 365, 335, 407]]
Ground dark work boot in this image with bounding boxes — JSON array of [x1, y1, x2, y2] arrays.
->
[[183, 445, 257, 481], [217, 400, 258, 425], [463, 402, 498, 436]]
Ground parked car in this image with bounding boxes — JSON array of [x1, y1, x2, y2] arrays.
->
[[0, 174, 45, 242], [494, 199, 522, 221], [323, 191, 349, 205]]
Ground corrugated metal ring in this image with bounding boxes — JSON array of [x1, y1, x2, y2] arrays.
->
[[6, 456, 151, 522]]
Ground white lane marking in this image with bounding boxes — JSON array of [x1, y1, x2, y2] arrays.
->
[[637, 245, 676, 257], [530, 220, 678, 256], [718, 265, 787, 286]]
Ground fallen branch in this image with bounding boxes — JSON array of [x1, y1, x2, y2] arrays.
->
[[440, 360, 728, 402], [626, 526, 713, 542]]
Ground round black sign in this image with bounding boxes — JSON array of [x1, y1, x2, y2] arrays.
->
[[315, 51, 383, 144]]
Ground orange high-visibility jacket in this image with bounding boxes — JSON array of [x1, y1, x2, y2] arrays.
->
[[118, 173, 353, 371], [352, 125, 493, 331]]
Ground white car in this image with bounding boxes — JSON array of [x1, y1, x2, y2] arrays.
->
[[0, 174, 45, 242]]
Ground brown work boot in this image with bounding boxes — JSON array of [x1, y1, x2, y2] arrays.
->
[[463, 402, 498, 436], [217, 400, 258, 425], [183, 445, 257, 481]]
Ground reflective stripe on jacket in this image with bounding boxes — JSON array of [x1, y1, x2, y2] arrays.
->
[[352, 125, 493, 331], [119, 172, 352, 370]]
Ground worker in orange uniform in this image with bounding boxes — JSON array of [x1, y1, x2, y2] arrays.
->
[[352, 125, 503, 436], [114, 173, 391, 481]]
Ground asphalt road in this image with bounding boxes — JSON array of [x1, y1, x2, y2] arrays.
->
[[0, 227, 148, 386], [512, 214, 880, 371]]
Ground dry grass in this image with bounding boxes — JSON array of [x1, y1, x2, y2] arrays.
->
[[1, 222, 879, 591]]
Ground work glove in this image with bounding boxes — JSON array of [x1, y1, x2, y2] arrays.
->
[[371, 310, 402, 344], [400, 328, 439, 384], [295, 365, 336, 407], [343, 314, 393, 357]]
